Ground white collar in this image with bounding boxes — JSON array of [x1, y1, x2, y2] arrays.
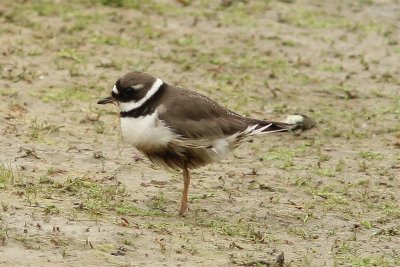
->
[[119, 78, 163, 112]]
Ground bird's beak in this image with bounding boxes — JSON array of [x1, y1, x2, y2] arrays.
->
[[97, 96, 115, 105]]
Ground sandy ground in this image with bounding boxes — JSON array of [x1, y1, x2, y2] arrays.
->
[[0, 0, 399, 266]]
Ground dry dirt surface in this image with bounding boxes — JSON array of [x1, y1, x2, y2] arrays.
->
[[0, 0, 400, 266]]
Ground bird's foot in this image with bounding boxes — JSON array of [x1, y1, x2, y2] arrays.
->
[[179, 205, 189, 216]]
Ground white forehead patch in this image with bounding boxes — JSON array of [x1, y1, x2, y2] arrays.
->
[[112, 84, 119, 95]]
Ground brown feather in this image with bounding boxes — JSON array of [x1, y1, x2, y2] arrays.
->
[[157, 84, 293, 140]]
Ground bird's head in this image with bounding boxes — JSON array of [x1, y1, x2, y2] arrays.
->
[[97, 72, 163, 112]]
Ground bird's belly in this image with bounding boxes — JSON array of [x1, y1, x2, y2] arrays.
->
[[120, 113, 173, 150]]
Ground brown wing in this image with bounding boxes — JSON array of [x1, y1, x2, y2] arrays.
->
[[157, 85, 290, 140]]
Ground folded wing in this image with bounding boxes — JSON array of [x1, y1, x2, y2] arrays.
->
[[158, 87, 294, 144]]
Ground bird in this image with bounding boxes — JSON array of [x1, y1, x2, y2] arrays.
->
[[97, 71, 305, 215]]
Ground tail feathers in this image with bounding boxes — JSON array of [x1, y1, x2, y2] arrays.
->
[[251, 114, 316, 133], [255, 121, 295, 133], [233, 121, 291, 146]]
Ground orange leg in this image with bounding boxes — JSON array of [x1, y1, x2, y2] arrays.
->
[[179, 164, 190, 216]]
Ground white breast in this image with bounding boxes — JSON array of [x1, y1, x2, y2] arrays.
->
[[120, 112, 174, 150]]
